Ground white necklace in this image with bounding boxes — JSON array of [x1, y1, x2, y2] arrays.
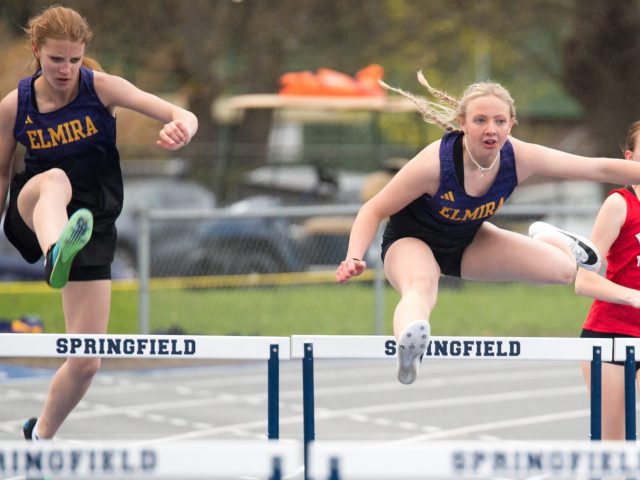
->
[[463, 137, 500, 177]]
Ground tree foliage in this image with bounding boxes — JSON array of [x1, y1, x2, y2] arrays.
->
[[563, 0, 640, 156], [0, 0, 637, 179]]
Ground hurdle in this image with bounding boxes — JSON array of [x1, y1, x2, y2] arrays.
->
[[291, 335, 612, 480], [0, 439, 300, 479], [613, 338, 640, 441], [307, 439, 640, 479], [0, 333, 289, 440]]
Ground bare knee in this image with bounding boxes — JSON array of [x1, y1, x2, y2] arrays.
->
[[400, 277, 439, 306], [41, 168, 72, 199], [66, 358, 101, 382], [409, 280, 438, 298], [549, 260, 577, 285]]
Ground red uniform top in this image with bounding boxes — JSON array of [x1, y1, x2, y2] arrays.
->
[[584, 188, 640, 336]]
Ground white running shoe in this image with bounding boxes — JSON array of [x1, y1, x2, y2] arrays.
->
[[528, 221, 601, 272], [397, 320, 430, 385]]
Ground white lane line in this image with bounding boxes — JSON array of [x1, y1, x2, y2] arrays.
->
[[0, 361, 593, 444], [0, 367, 579, 406], [0, 380, 586, 433], [314, 384, 585, 418], [305, 384, 585, 441], [30, 384, 590, 443], [0, 362, 578, 400], [390, 409, 590, 444], [294, 367, 581, 399]]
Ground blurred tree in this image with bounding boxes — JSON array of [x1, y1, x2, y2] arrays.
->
[[0, 0, 637, 195], [563, 0, 640, 156]]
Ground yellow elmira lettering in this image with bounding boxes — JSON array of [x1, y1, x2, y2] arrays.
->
[[439, 206, 453, 218], [27, 115, 99, 149], [439, 197, 505, 221], [36, 129, 51, 148], [484, 201, 496, 217], [69, 119, 85, 140], [26, 130, 39, 148], [461, 205, 485, 221], [85, 115, 97, 136], [48, 124, 69, 146]]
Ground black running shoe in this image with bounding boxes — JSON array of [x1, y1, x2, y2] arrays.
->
[[44, 245, 55, 285], [23, 417, 37, 441]]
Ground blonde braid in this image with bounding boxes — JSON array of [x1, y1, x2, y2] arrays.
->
[[416, 71, 458, 108], [381, 71, 517, 133], [378, 78, 458, 131]]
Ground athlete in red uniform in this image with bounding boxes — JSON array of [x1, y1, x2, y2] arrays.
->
[[576, 120, 640, 440]]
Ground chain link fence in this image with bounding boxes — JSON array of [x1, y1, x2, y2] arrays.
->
[[132, 203, 387, 335], [128, 202, 600, 336]]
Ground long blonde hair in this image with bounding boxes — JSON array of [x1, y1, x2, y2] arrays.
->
[[25, 5, 102, 72], [380, 71, 517, 131]]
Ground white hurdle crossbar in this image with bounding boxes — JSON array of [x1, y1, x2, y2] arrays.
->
[[308, 440, 640, 479], [0, 439, 301, 479], [0, 333, 290, 360], [0, 333, 290, 440], [291, 335, 613, 480], [290, 335, 612, 361]]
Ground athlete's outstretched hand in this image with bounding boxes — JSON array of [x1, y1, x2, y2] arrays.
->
[[157, 120, 192, 150], [336, 258, 367, 283]]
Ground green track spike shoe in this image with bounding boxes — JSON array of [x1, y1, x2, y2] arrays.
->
[[45, 208, 93, 289]]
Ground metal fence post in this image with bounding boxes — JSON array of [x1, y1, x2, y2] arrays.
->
[[137, 209, 151, 334], [372, 224, 385, 335]]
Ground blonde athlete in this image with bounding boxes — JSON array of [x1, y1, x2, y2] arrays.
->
[[0, 5, 198, 440], [576, 120, 640, 440], [336, 71, 640, 385]]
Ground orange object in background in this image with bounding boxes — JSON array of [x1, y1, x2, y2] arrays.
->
[[279, 64, 385, 96]]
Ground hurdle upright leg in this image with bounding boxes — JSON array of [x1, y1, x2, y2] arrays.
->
[[269, 456, 282, 480], [268, 344, 280, 440], [329, 457, 341, 480], [625, 345, 636, 441], [303, 342, 315, 480], [590, 345, 602, 441]]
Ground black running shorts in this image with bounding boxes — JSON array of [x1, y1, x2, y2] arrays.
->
[[381, 222, 477, 277], [3, 172, 114, 281], [581, 328, 640, 371]]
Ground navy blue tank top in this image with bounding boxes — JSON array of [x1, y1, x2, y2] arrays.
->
[[386, 130, 518, 250], [13, 67, 123, 233]]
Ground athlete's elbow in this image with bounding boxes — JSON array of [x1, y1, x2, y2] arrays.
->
[[358, 200, 378, 219]]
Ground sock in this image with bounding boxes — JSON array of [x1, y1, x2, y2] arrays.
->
[[51, 241, 60, 262], [32, 420, 41, 441]]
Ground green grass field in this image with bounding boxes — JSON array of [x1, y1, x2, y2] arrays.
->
[[0, 280, 593, 338]]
